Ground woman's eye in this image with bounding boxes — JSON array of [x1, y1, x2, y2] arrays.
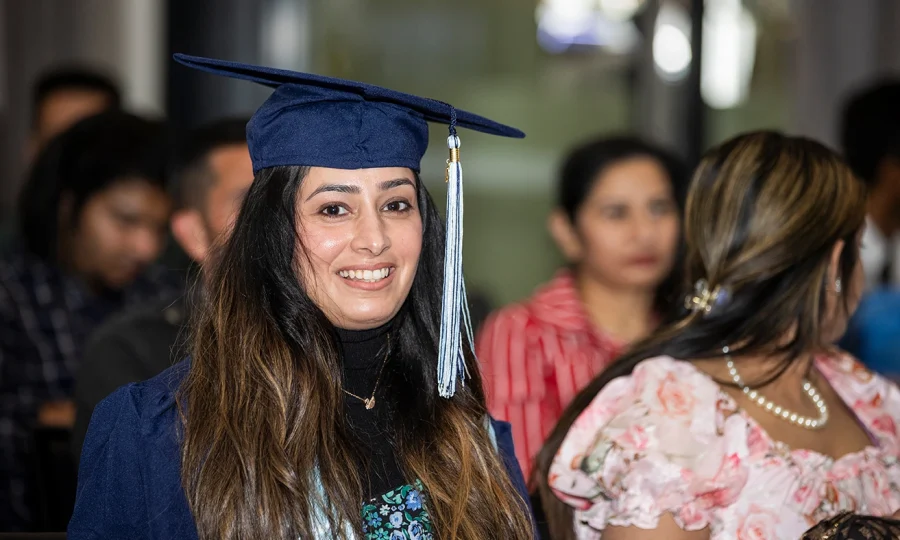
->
[[384, 200, 411, 213], [321, 205, 348, 217]]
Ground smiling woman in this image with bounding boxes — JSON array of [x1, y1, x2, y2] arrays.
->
[[298, 168, 422, 330], [69, 55, 535, 540]]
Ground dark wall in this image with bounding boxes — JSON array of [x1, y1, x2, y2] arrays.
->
[[165, 0, 273, 131]]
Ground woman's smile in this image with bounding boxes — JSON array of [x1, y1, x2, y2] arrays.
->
[[337, 265, 396, 290]]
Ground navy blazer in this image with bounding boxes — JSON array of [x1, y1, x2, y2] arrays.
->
[[68, 361, 531, 539]]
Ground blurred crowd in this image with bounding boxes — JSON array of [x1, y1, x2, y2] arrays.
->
[[2, 59, 900, 539], [0, 67, 255, 531]]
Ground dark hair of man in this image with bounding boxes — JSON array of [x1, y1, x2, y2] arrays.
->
[[840, 79, 900, 186], [32, 66, 122, 126], [16, 110, 170, 262], [169, 117, 250, 212]]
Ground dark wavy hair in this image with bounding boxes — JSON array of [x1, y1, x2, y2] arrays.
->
[[840, 79, 900, 186], [535, 131, 867, 539], [31, 66, 121, 127], [178, 166, 535, 539], [16, 110, 169, 262]]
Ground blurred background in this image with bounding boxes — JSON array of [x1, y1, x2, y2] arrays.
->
[[2, 0, 898, 306]]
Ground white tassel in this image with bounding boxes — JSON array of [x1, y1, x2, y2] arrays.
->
[[437, 132, 472, 398]]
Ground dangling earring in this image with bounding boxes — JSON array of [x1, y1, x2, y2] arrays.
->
[[834, 278, 842, 293]]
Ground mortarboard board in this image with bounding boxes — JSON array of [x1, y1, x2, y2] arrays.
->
[[173, 53, 525, 398]]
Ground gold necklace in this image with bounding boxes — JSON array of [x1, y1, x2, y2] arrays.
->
[[342, 335, 391, 410]]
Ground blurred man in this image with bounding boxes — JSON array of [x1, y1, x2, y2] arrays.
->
[[840, 81, 900, 378], [840, 80, 900, 290], [71, 118, 253, 460], [28, 67, 121, 161], [0, 67, 121, 251], [0, 111, 178, 530]]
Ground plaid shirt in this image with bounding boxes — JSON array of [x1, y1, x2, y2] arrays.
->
[[0, 244, 181, 530]]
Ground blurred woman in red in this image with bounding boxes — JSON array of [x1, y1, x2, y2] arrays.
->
[[476, 136, 685, 480]]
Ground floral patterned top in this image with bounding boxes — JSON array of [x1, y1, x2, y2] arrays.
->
[[362, 481, 432, 540], [549, 354, 900, 539]]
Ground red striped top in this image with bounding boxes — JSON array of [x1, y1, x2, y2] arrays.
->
[[476, 270, 623, 480]]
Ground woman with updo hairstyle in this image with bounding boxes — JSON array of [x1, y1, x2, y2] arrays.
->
[[536, 131, 900, 539]]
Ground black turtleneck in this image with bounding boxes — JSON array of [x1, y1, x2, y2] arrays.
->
[[334, 323, 407, 499]]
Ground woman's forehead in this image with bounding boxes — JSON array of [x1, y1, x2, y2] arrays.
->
[[589, 161, 672, 200], [304, 166, 417, 185]]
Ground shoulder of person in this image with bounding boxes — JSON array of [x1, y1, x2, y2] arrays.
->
[[548, 356, 750, 533], [574, 356, 726, 425], [483, 300, 533, 328], [475, 301, 539, 360], [478, 295, 562, 348], [70, 359, 195, 539], [142, 359, 191, 406], [820, 349, 900, 432], [821, 348, 898, 389], [134, 263, 187, 297], [87, 295, 185, 348], [97, 359, 189, 427]]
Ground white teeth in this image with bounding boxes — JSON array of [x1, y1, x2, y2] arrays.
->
[[340, 268, 391, 282]]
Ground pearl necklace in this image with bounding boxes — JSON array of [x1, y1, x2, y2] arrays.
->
[[723, 346, 829, 430]]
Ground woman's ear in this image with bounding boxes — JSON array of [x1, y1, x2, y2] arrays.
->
[[828, 239, 846, 288], [548, 209, 583, 263]]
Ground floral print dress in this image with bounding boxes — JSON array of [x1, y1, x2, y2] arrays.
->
[[361, 481, 432, 540], [548, 354, 900, 539]]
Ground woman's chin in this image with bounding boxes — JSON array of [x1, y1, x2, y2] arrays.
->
[[327, 309, 400, 331]]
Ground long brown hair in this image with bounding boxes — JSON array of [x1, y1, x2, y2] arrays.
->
[[178, 166, 534, 539], [534, 131, 868, 539]]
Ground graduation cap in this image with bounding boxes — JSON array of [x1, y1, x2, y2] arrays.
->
[[173, 53, 525, 398]]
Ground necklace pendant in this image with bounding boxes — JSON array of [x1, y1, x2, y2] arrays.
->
[[365, 397, 375, 410]]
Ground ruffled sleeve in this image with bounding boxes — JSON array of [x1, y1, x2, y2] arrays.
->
[[818, 351, 900, 453], [548, 357, 751, 534]]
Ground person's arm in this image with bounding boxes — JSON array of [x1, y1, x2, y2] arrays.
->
[[602, 516, 711, 540], [68, 384, 149, 539], [547, 359, 747, 540], [0, 282, 26, 528]]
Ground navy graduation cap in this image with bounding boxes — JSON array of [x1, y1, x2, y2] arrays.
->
[[173, 53, 525, 398]]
